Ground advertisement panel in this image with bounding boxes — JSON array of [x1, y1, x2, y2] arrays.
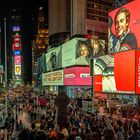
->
[[94, 50, 135, 94], [12, 26, 20, 32], [14, 50, 21, 56], [15, 65, 21, 75], [13, 33, 22, 51], [108, 0, 140, 54], [42, 70, 63, 86], [0, 64, 3, 73], [62, 37, 105, 68], [64, 66, 91, 86], [14, 56, 21, 65], [45, 46, 62, 72], [135, 50, 140, 94]]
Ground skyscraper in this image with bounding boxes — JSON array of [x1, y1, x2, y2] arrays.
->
[[48, 0, 115, 47]]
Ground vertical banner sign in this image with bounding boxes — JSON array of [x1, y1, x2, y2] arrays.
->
[[136, 50, 140, 94]]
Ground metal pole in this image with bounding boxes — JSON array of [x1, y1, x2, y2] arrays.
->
[[4, 18, 8, 119], [4, 18, 7, 87], [90, 37, 95, 97]]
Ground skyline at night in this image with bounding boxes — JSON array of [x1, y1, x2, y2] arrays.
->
[[0, 0, 48, 83]]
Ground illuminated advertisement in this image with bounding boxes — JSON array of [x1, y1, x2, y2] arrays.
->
[[14, 56, 21, 65], [64, 66, 91, 86], [62, 38, 90, 67], [42, 70, 63, 86], [0, 64, 3, 73], [62, 37, 105, 68], [108, 0, 140, 54], [12, 26, 20, 32], [94, 50, 140, 94], [15, 65, 21, 75], [135, 50, 140, 94], [14, 50, 21, 56], [13, 33, 22, 51], [45, 46, 62, 72]]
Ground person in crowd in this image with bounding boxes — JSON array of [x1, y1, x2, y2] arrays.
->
[[103, 128, 115, 140], [19, 120, 24, 130], [68, 127, 79, 140], [129, 123, 140, 140], [117, 120, 126, 140]]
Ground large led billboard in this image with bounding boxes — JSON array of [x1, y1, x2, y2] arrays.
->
[[108, 0, 140, 54], [62, 37, 105, 68], [45, 46, 62, 72], [94, 50, 140, 94], [42, 70, 63, 86], [64, 66, 92, 86]]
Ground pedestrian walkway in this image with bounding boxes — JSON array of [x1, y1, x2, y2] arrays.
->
[[18, 111, 31, 129]]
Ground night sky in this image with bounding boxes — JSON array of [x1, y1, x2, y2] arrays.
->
[[0, 0, 48, 84]]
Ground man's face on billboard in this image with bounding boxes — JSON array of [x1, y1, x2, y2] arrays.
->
[[115, 12, 129, 37]]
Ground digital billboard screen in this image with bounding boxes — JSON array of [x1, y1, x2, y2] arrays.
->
[[45, 46, 62, 72], [42, 70, 63, 86], [62, 37, 105, 68], [94, 50, 136, 94], [64, 66, 92, 86], [108, 0, 140, 54]]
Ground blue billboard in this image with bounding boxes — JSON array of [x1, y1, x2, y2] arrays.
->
[[14, 50, 21, 56]]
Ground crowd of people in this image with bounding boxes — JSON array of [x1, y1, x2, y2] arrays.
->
[[17, 94, 140, 140], [1, 89, 140, 140]]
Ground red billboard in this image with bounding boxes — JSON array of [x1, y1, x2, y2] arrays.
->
[[94, 50, 139, 94], [108, 0, 140, 54], [64, 66, 92, 86], [12, 33, 22, 51], [135, 50, 140, 94]]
